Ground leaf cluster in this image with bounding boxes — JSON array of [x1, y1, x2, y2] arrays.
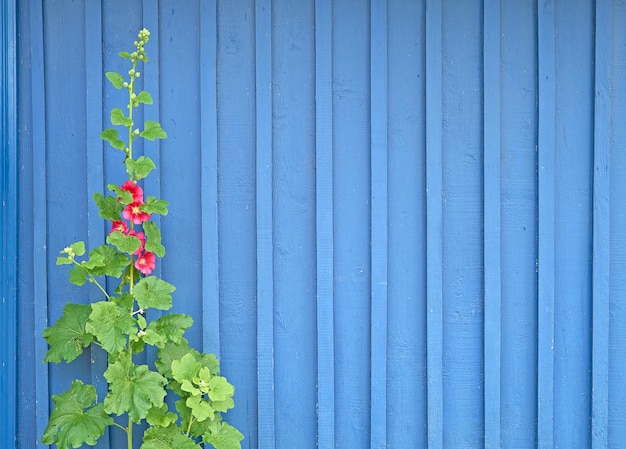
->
[[41, 29, 243, 449]]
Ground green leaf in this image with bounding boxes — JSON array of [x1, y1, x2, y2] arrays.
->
[[126, 155, 156, 180], [107, 231, 142, 254], [171, 353, 202, 384], [144, 221, 165, 257], [136, 91, 153, 104], [41, 380, 113, 449], [142, 196, 169, 215], [101, 128, 126, 150], [186, 394, 214, 422], [56, 256, 72, 265], [103, 355, 167, 422], [207, 376, 235, 412], [140, 120, 167, 140], [87, 244, 130, 278], [144, 313, 193, 348], [203, 421, 244, 449], [43, 303, 94, 363], [108, 183, 134, 204], [93, 192, 124, 220], [86, 301, 137, 353], [119, 51, 131, 59], [111, 108, 133, 127], [156, 341, 220, 380], [69, 241, 86, 257], [68, 265, 88, 286], [134, 276, 176, 310], [145, 403, 178, 427], [140, 425, 201, 449], [106, 71, 124, 89]]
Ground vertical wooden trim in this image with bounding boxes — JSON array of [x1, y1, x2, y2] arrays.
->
[[199, 0, 221, 357], [30, 1, 49, 446], [370, 0, 388, 447], [0, 0, 18, 446], [591, 1, 612, 446], [83, 4, 109, 447], [255, 0, 276, 445], [537, 1, 556, 447], [483, 1, 502, 447], [425, 0, 443, 446], [315, 0, 335, 445]]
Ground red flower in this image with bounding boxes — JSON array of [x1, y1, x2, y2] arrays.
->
[[123, 202, 151, 224], [135, 251, 156, 275], [128, 230, 146, 255], [121, 180, 144, 203], [109, 220, 128, 235]]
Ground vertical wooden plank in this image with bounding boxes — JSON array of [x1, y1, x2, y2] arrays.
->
[[370, 0, 387, 447], [425, 0, 443, 446], [499, 1, 538, 446], [271, 0, 317, 446], [386, 1, 427, 447], [84, 3, 110, 448], [255, 0, 276, 446], [0, 1, 18, 446], [483, 0, 501, 446], [592, 1, 612, 447], [315, 0, 335, 446], [537, 1, 555, 446], [199, 0, 221, 356], [216, 0, 259, 442], [30, 1, 49, 446]]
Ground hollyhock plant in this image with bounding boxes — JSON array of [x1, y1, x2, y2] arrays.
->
[[41, 28, 243, 449]]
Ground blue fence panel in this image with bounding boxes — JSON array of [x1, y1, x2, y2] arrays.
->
[[7, 0, 626, 448]]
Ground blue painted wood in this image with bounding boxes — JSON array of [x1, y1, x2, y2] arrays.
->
[[592, 1, 612, 446], [314, 0, 336, 446], [537, 1, 556, 446], [0, 1, 18, 447], [370, 0, 388, 447], [500, 1, 539, 446], [254, 0, 276, 446], [553, 3, 594, 447], [483, 1, 502, 446], [425, 0, 444, 446], [13, 1, 626, 447], [199, 0, 221, 358]]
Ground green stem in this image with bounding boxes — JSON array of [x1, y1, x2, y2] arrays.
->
[[127, 418, 133, 449], [186, 415, 195, 437]]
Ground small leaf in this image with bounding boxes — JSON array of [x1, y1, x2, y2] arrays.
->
[[126, 155, 156, 180], [101, 128, 126, 150], [41, 380, 113, 449], [145, 404, 178, 427], [70, 241, 86, 257], [107, 231, 142, 254], [143, 221, 165, 257], [68, 265, 88, 286], [87, 244, 130, 278], [56, 256, 72, 265], [140, 425, 201, 449], [142, 196, 169, 215], [203, 421, 244, 449], [134, 276, 176, 310], [103, 355, 167, 422], [111, 108, 133, 127], [140, 120, 167, 140], [144, 313, 193, 348], [86, 301, 137, 354], [207, 376, 235, 408], [93, 192, 124, 220], [171, 353, 202, 384], [43, 303, 94, 363], [119, 51, 131, 59], [108, 183, 134, 204], [106, 71, 124, 89], [136, 91, 153, 104], [186, 395, 214, 422]]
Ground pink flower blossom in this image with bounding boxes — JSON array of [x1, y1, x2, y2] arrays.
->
[[123, 202, 151, 224], [121, 180, 144, 203], [109, 220, 128, 235], [135, 251, 156, 275]]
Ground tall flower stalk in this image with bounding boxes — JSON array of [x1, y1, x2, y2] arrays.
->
[[41, 29, 243, 449]]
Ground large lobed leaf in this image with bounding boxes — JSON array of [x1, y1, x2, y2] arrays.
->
[[140, 425, 200, 449], [134, 276, 176, 310], [41, 380, 113, 449], [86, 301, 137, 354], [43, 303, 94, 363]]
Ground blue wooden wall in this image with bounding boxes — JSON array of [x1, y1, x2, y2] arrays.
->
[[3, 0, 626, 448]]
